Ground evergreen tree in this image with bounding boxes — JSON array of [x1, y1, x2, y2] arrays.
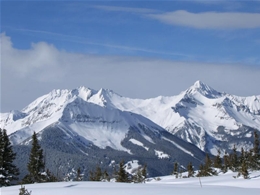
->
[[45, 169, 58, 182], [197, 154, 216, 177], [205, 153, 216, 175], [133, 167, 143, 183], [89, 166, 108, 181], [89, 170, 95, 181], [76, 168, 83, 181], [133, 164, 147, 183], [230, 145, 239, 171], [103, 170, 110, 182], [252, 131, 260, 170], [22, 132, 46, 184], [19, 185, 32, 195], [141, 164, 147, 180], [116, 160, 129, 182], [248, 149, 254, 168], [222, 151, 230, 173], [172, 162, 178, 178], [95, 166, 102, 181], [239, 160, 249, 179], [196, 163, 206, 177], [187, 162, 194, 177], [0, 129, 19, 186], [213, 150, 223, 169], [239, 147, 245, 165]]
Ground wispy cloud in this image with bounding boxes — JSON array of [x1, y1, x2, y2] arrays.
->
[[4, 27, 190, 58], [91, 5, 157, 14], [92, 5, 260, 29], [146, 10, 260, 29]]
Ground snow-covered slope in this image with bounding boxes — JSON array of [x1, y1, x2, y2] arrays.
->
[[1, 81, 260, 157], [1, 86, 208, 179], [2, 171, 260, 195], [109, 81, 260, 155]]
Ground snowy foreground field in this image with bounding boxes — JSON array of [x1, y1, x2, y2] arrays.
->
[[1, 171, 260, 195]]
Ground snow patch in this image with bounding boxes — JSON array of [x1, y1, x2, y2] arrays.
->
[[154, 150, 169, 159], [162, 137, 194, 157], [129, 139, 149, 151]]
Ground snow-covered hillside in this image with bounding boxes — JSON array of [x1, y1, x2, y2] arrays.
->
[[2, 171, 260, 195], [91, 80, 260, 154], [1, 85, 208, 179], [1, 81, 260, 155]]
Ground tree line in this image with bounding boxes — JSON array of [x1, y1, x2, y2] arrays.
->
[[173, 131, 260, 179], [0, 128, 147, 186], [0, 129, 57, 187], [1, 128, 259, 187], [88, 160, 147, 183]]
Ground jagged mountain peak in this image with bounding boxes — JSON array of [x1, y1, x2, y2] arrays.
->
[[21, 86, 122, 114], [1, 81, 260, 157], [185, 80, 223, 99]]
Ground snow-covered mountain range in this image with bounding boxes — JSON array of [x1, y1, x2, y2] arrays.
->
[[1, 81, 260, 178]]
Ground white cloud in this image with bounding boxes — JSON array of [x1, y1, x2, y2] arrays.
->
[[1, 33, 68, 81], [1, 33, 260, 112], [147, 10, 260, 29], [92, 5, 157, 14]]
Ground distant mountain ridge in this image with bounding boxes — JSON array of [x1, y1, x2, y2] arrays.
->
[[0, 84, 207, 179], [1, 81, 260, 179], [1, 81, 260, 154]]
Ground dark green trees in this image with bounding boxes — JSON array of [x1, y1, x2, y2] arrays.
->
[[187, 162, 194, 177], [132, 164, 147, 183], [89, 166, 103, 181], [197, 153, 216, 177], [252, 131, 260, 170], [213, 150, 222, 169], [115, 160, 129, 182], [172, 162, 179, 178], [22, 132, 46, 183], [76, 168, 84, 181], [0, 128, 19, 186], [230, 145, 239, 171]]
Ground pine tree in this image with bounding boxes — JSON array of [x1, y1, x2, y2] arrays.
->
[[245, 149, 254, 170], [19, 185, 32, 195], [172, 162, 178, 178], [133, 167, 143, 183], [230, 145, 239, 171], [197, 154, 216, 177], [222, 151, 230, 173], [89, 170, 95, 181], [95, 166, 102, 181], [187, 162, 194, 177], [89, 166, 108, 181], [205, 153, 217, 175], [252, 131, 260, 170], [240, 160, 249, 179], [239, 147, 245, 165], [0, 129, 19, 186], [141, 164, 147, 180], [133, 164, 147, 183], [76, 168, 83, 181], [22, 132, 46, 184], [46, 169, 58, 182], [103, 170, 110, 182], [196, 163, 205, 177], [213, 149, 223, 169], [116, 160, 129, 182]]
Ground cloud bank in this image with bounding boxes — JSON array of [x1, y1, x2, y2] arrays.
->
[[93, 5, 260, 29], [1, 33, 260, 112], [147, 10, 260, 29]]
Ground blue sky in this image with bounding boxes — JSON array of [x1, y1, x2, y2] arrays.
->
[[1, 0, 260, 112]]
